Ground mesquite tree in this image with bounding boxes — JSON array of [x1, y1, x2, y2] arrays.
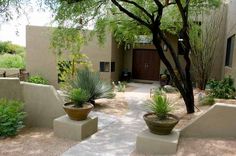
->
[[45, 0, 220, 114]]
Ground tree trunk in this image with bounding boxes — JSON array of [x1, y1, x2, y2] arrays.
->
[[152, 33, 195, 114]]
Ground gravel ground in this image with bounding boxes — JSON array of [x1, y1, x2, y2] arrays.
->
[[0, 128, 77, 156]]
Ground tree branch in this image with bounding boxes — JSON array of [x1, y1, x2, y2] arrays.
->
[[111, 0, 151, 29], [119, 0, 154, 21]]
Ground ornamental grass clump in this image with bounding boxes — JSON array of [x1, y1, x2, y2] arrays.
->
[[71, 67, 115, 104], [68, 88, 89, 108], [148, 94, 172, 120]]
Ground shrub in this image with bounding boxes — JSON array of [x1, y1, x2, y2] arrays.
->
[[208, 77, 236, 99], [0, 41, 25, 56], [0, 54, 25, 68], [71, 68, 115, 104], [28, 75, 49, 85], [147, 94, 172, 120], [199, 96, 215, 106], [0, 99, 26, 137], [68, 88, 89, 107]]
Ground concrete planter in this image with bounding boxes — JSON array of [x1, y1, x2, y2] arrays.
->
[[63, 102, 93, 121], [143, 113, 179, 135]]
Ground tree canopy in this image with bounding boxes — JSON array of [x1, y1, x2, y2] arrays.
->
[[45, 0, 222, 113]]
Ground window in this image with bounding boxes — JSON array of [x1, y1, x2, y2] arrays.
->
[[111, 62, 115, 72], [225, 35, 235, 67], [100, 62, 110, 72]]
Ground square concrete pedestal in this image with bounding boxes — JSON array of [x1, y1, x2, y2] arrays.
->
[[136, 129, 180, 155], [53, 115, 98, 141]]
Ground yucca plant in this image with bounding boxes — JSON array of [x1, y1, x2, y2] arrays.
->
[[71, 67, 115, 104], [148, 94, 172, 120]]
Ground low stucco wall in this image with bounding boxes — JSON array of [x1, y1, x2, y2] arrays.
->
[[181, 103, 236, 138], [21, 82, 65, 128], [0, 78, 22, 100], [0, 78, 65, 128], [0, 68, 19, 77]]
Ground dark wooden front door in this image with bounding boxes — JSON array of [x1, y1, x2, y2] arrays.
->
[[132, 49, 160, 80]]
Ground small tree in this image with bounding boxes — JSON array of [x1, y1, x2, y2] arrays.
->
[[46, 0, 221, 114]]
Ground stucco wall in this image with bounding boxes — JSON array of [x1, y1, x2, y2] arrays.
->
[[26, 26, 59, 88], [223, 1, 236, 84], [0, 78, 65, 128], [111, 37, 124, 81], [26, 26, 114, 87], [181, 103, 236, 138], [22, 82, 65, 128], [0, 78, 23, 100], [0, 68, 19, 77]]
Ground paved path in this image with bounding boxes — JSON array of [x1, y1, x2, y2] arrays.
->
[[63, 83, 159, 156]]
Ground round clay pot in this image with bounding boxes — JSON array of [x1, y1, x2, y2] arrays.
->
[[63, 102, 94, 121], [143, 112, 179, 135]]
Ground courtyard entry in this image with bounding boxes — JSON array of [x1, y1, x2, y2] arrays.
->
[[132, 49, 160, 81]]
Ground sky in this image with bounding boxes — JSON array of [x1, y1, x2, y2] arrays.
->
[[0, 4, 53, 47]]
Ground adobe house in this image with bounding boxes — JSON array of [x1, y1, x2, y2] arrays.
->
[[26, 2, 231, 88], [26, 25, 176, 88]]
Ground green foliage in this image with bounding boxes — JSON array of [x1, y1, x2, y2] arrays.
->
[[147, 94, 172, 120], [0, 54, 25, 68], [68, 88, 89, 107], [208, 77, 236, 99], [0, 98, 26, 137], [0, 41, 25, 56], [71, 67, 115, 103], [199, 95, 215, 106], [113, 81, 126, 92], [51, 27, 84, 56], [28, 75, 49, 85]]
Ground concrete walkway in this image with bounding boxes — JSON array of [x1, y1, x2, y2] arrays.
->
[[63, 83, 159, 156]]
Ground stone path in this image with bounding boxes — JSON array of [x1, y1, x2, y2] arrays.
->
[[63, 83, 159, 156]]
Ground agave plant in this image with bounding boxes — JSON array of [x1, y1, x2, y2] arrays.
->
[[71, 67, 115, 104]]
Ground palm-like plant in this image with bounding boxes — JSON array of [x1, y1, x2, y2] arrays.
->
[[71, 68, 115, 104]]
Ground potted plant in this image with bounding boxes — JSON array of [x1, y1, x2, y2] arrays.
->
[[63, 88, 93, 121], [144, 94, 179, 135]]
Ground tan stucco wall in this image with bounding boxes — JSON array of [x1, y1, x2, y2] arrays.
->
[[26, 26, 114, 88], [22, 82, 65, 128], [0, 68, 20, 77], [223, 1, 236, 84], [26, 26, 58, 88], [80, 32, 112, 81], [0, 78, 65, 128], [0, 78, 23, 100], [111, 38, 124, 81], [181, 103, 236, 138]]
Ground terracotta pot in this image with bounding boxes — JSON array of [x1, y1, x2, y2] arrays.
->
[[143, 112, 179, 135], [63, 102, 94, 121]]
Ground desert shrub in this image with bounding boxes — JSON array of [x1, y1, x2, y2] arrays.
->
[[28, 75, 48, 85], [0, 41, 25, 56], [199, 96, 215, 106], [163, 85, 178, 93], [0, 99, 26, 137], [71, 67, 115, 104], [208, 77, 236, 99], [0, 54, 25, 68]]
